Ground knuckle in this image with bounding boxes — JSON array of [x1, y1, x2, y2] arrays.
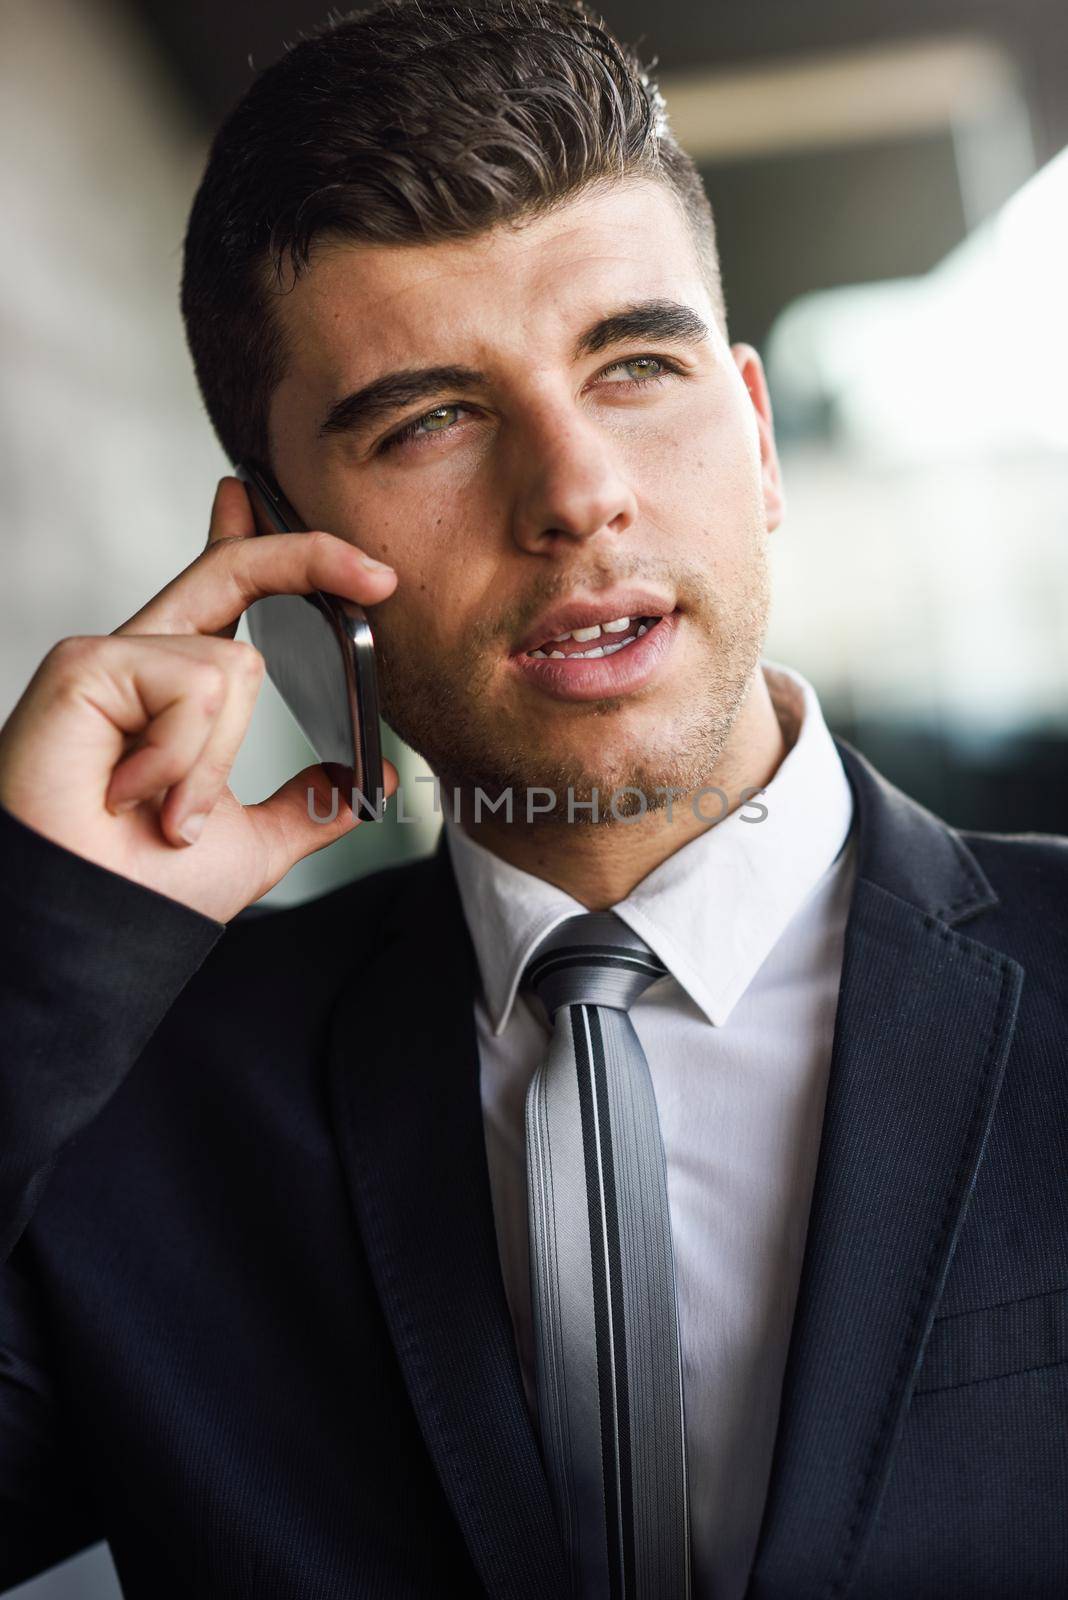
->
[[195, 656, 227, 690], [224, 542, 266, 610], [227, 639, 265, 681], [45, 635, 98, 673], [200, 533, 249, 591], [42, 635, 105, 694], [190, 659, 227, 706], [203, 531, 245, 560], [305, 528, 336, 560]]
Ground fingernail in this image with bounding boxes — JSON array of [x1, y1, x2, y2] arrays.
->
[[358, 552, 395, 572], [178, 812, 207, 845]]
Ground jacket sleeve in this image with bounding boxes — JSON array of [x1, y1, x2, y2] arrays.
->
[[0, 801, 226, 1588]]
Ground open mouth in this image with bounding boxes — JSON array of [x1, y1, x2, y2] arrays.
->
[[510, 596, 680, 702], [524, 613, 666, 661]]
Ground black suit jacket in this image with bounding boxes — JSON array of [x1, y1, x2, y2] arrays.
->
[[1, 736, 1066, 1598]]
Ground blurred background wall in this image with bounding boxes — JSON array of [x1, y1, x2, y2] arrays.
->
[[1, 0, 1065, 1592]]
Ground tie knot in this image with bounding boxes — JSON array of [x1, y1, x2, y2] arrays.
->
[[523, 912, 666, 1019]]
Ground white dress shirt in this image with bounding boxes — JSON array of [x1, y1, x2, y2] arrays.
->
[[443, 658, 857, 1600]]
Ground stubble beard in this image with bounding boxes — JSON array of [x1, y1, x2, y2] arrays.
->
[[375, 542, 772, 824]]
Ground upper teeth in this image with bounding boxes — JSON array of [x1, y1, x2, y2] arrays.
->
[[528, 615, 658, 660], [551, 616, 632, 645]]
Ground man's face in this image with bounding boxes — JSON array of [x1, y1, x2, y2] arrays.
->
[[269, 178, 783, 808]]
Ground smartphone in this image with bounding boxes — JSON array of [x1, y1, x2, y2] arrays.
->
[[236, 460, 384, 822]]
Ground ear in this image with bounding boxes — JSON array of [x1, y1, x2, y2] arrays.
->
[[731, 343, 785, 533]]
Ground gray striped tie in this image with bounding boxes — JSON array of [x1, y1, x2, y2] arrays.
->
[[523, 913, 691, 1599]]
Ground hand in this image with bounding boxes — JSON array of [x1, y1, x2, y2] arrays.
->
[[0, 479, 399, 922]]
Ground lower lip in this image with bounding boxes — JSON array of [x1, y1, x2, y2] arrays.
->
[[510, 612, 680, 702]]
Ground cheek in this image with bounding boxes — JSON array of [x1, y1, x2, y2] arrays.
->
[[624, 394, 763, 536], [372, 527, 499, 667], [348, 450, 501, 568], [314, 471, 512, 674]]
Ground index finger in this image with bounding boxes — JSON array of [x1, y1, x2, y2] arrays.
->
[[114, 529, 396, 639]]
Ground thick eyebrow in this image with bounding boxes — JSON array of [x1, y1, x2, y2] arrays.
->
[[574, 299, 712, 359], [317, 299, 711, 442], [318, 365, 485, 440]]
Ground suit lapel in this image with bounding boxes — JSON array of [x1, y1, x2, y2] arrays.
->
[[326, 844, 568, 1600], [747, 738, 1024, 1600]]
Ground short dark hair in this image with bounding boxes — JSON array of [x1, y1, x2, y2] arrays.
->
[[180, 0, 725, 467]]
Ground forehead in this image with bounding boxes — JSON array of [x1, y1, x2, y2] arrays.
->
[[271, 179, 712, 385]]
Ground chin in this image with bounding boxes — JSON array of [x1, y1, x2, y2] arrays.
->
[[508, 728, 703, 818], [540, 700, 691, 772]]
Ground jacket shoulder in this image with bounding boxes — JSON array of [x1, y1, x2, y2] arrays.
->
[[199, 846, 443, 990], [956, 827, 1068, 980], [960, 826, 1068, 909], [235, 848, 438, 927], [123, 846, 450, 1089]]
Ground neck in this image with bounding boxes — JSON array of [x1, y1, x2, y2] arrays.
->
[[449, 668, 790, 910]]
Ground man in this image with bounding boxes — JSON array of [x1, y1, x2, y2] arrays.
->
[[0, 2, 1065, 1596]]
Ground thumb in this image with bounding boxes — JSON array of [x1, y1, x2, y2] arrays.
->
[[246, 758, 400, 887]]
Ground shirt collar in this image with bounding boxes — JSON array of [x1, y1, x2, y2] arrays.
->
[[444, 658, 855, 1035]]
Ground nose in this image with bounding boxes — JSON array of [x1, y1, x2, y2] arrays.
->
[[508, 406, 639, 555]]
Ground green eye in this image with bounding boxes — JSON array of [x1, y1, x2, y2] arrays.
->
[[419, 406, 459, 432], [602, 356, 668, 384], [380, 402, 472, 453]]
